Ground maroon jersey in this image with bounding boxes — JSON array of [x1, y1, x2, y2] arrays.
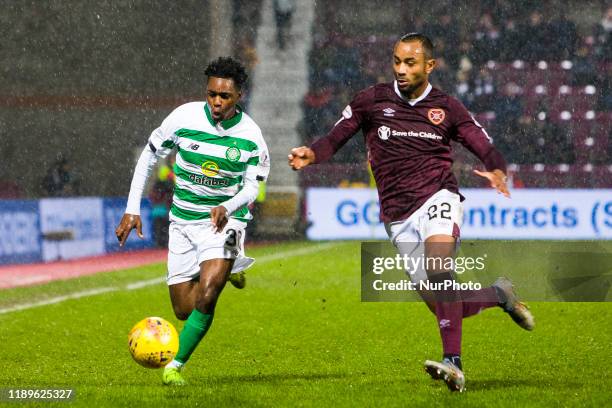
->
[[310, 82, 506, 223]]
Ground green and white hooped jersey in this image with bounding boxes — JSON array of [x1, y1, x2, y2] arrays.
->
[[148, 102, 270, 223]]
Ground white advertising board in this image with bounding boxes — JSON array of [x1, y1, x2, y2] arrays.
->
[[39, 198, 105, 261], [306, 188, 612, 240]]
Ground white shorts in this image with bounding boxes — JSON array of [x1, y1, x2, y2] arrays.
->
[[166, 218, 254, 286], [384, 189, 463, 284]]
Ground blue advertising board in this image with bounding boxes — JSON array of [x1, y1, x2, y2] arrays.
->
[[103, 198, 154, 252], [0, 200, 42, 264], [0, 197, 155, 265]]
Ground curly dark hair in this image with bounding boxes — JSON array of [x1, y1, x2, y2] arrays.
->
[[204, 57, 249, 90]]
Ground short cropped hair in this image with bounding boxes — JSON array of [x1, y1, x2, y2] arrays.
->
[[399, 32, 435, 59], [204, 57, 248, 90]]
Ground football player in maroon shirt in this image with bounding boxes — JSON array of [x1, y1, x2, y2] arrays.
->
[[289, 33, 534, 392]]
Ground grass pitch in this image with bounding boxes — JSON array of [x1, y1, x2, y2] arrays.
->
[[0, 241, 610, 407]]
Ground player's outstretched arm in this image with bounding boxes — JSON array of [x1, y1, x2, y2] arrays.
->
[[288, 146, 316, 170], [291, 88, 369, 170], [115, 214, 143, 246], [115, 145, 160, 247], [474, 169, 510, 198]]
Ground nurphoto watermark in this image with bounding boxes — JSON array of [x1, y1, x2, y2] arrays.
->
[[361, 241, 612, 302]]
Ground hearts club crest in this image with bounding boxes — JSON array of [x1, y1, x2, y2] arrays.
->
[[427, 108, 445, 125]]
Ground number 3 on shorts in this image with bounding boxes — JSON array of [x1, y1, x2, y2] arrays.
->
[[225, 229, 242, 250]]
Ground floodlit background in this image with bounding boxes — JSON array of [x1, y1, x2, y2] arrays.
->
[[0, 2, 610, 406], [0, 0, 610, 263]]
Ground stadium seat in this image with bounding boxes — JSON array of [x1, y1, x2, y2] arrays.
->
[[473, 112, 496, 129], [514, 164, 610, 188], [490, 62, 526, 84], [0, 181, 24, 199], [546, 85, 597, 119], [570, 114, 609, 164], [306, 34, 610, 189], [593, 165, 612, 188], [300, 163, 369, 187]]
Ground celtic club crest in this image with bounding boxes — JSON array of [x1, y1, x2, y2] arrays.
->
[[225, 146, 241, 162]]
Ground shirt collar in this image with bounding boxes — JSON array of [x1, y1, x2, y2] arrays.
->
[[393, 81, 432, 106], [204, 103, 243, 131]]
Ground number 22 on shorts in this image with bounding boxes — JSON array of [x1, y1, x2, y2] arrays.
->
[[427, 202, 452, 220]]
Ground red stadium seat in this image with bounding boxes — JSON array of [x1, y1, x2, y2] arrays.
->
[[592, 165, 612, 188], [0, 181, 24, 199], [570, 113, 609, 164], [300, 163, 369, 187], [473, 112, 496, 129], [515, 164, 610, 188], [490, 62, 527, 85], [491, 61, 571, 91], [306, 34, 610, 189], [547, 85, 597, 118], [516, 164, 547, 188]]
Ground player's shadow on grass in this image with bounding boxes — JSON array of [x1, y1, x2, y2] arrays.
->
[[207, 372, 349, 385], [466, 378, 576, 390]]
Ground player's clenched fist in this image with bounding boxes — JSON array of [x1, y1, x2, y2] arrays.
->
[[288, 146, 316, 170], [115, 213, 143, 246]]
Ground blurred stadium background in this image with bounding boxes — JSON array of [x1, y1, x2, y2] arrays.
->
[[0, 0, 610, 264], [0, 2, 611, 406]]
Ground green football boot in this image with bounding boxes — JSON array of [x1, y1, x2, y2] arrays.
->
[[162, 366, 186, 386], [228, 271, 246, 289]]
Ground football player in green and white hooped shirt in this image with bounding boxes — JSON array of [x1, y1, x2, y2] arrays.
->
[[115, 57, 270, 386]]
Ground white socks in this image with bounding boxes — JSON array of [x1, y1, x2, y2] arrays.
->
[[165, 360, 185, 370]]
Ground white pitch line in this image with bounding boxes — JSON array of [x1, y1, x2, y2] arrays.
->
[[125, 277, 166, 290], [0, 287, 116, 315], [0, 242, 341, 315], [254, 242, 339, 263]]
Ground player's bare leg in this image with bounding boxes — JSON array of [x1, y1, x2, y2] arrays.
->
[[163, 258, 234, 386], [169, 281, 199, 321], [194, 258, 234, 313]]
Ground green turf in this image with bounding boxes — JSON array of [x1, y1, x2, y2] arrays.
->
[[0, 241, 610, 407]]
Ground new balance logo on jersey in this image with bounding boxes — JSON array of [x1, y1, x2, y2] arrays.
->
[[187, 143, 200, 151], [383, 107, 395, 117]]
